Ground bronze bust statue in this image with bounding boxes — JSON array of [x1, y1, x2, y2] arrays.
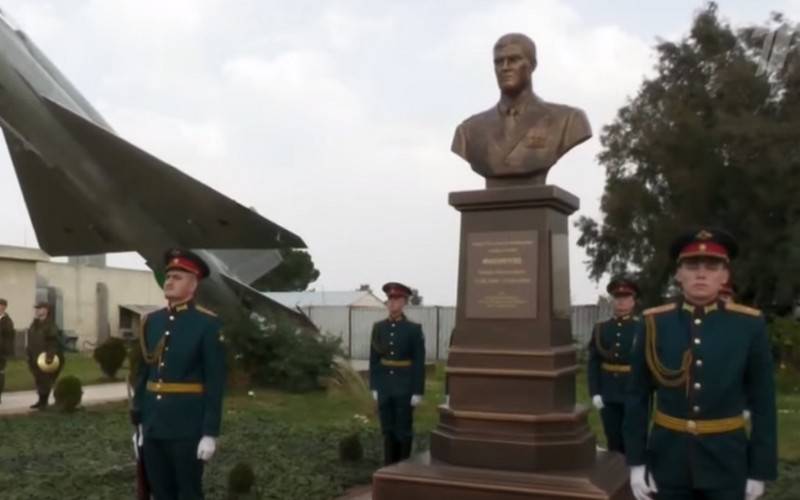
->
[[451, 33, 592, 186]]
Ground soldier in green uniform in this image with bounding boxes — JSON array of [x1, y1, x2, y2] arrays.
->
[[588, 276, 640, 453], [369, 282, 426, 465], [0, 298, 14, 403], [625, 228, 777, 500], [131, 249, 226, 500], [26, 302, 63, 410]]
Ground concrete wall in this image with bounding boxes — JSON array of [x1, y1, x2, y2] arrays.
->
[[0, 259, 39, 335], [37, 262, 164, 349]]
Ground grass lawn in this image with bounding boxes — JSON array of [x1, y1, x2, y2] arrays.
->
[[3, 353, 128, 392], [0, 363, 797, 499]]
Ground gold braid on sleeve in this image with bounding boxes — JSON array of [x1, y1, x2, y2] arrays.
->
[[644, 314, 692, 392]]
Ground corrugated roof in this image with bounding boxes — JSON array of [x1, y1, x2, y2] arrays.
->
[[264, 291, 384, 308]]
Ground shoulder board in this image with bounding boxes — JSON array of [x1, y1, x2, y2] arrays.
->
[[643, 303, 677, 316], [195, 305, 218, 317], [725, 302, 762, 317]]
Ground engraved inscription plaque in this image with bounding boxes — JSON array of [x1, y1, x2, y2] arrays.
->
[[465, 230, 538, 318]]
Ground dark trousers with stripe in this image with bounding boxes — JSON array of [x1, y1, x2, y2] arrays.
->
[[599, 402, 626, 453], [143, 437, 204, 500]]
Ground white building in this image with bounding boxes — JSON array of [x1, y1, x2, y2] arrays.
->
[[0, 245, 163, 352]]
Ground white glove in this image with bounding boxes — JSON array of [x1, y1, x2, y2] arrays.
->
[[131, 433, 139, 460], [745, 479, 765, 500], [743, 409, 752, 421], [630, 465, 657, 500], [196, 436, 217, 461], [371, 390, 378, 401], [592, 395, 604, 410], [411, 394, 422, 407], [131, 425, 143, 459]]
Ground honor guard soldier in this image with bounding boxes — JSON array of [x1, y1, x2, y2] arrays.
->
[[625, 228, 777, 500], [26, 302, 63, 410], [131, 249, 226, 500], [0, 298, 14, 403], [588, 276, 640, 453], [369, 282, 426, 465]]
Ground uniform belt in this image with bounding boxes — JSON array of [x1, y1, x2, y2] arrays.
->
[[654, 410, 745, 435], [601, 362, 631, 373], [381, 359, 411, 367], [146, 381, 204, 394]]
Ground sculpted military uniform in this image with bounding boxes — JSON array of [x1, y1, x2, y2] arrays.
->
[[131, 249, 226, 500], [0, 305, 14, 402], [625, 229, 777, 500], [370, 282, 426, 465], [452, 92, 591, 180], [588, 313, 638, 452], [26, 304, 63, 409]]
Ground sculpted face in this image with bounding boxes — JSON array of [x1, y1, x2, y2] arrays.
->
[[494, 43, 533, 95]]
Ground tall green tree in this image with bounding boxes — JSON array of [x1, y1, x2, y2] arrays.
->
[[577, 3, 800, 312], [252, 249, 320, 292]]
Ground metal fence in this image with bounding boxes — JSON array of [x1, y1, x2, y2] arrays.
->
[[302, 303, 610, 361]]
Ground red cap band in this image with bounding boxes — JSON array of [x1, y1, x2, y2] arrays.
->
[[679, 241, 729, 261], [166, 256, 202, 276]]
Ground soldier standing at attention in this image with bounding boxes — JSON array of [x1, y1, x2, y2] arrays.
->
[[625, 228, 777, 500], [370, 282, 426, 465], [588, 276, 640, 453], [131, 249, 226, 500], [0, 298, 14, 403], [26, 302, 62, 410]]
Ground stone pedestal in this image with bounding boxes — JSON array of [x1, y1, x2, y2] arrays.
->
[[372, 185, 632, 499]]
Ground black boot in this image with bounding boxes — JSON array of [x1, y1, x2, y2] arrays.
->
[[30, 392, 48, 410], [383, 436, 396, 465], [399, 438, 413, 460], [392, 438, 405, 463]]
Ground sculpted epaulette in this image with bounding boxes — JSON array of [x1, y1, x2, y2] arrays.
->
[[725, 302, 762, 317], [195, 305, 218, 317], [643, 303, 677, 316]]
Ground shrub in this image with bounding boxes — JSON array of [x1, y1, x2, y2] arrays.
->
[[768, 316, 800, 370], [227, 462, 256, 498], [93, 337, 127, 379], [53, 375, 83, 412], [338, 432, 364, 462], [226, 312, 343, 392]]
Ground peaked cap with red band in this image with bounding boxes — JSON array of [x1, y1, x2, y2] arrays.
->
[[606, 276, 639, 297], [382, 281, 412, 298], [669, 227, 738, 263], [164, 248, 210, 279]]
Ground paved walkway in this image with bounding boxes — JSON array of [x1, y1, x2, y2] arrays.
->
[[0, 382, 128, 416]]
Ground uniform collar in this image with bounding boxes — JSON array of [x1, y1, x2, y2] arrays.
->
[[388, 313, 406, 322], [169, 299, 194, 314], [681, 299, 719, 316], [614, 314, 633, 322]]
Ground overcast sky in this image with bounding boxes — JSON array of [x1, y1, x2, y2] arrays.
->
[[0, 0, 795, 305]]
